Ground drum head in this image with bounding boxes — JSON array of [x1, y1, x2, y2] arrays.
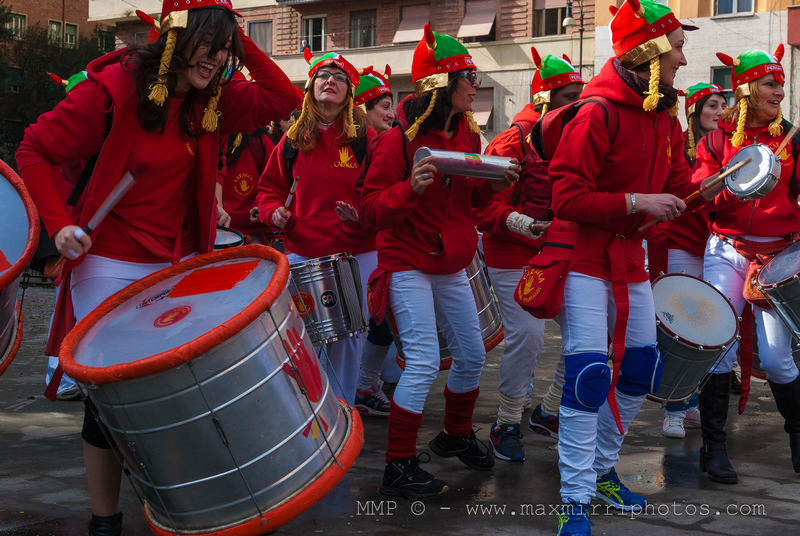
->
[[652, 274, 737, 348], [214, 227, 244, 249], [0, 162, 38, 287], [725, 144, 775, 197], [758, 241, 800, 287]]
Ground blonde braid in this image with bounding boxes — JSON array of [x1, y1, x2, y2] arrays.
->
[[642, 57, 662, 112], [344, 93, 358, 139], [686, 116, 696, 161], [405, 91, 437, 141], [202, 85, 223, 132], [670, 100, 680, 117], [148, 29, 176, 105], [732, 98, 748, 147], [287, 94, 313, 143], [768, 105, 784, 137], [465, 111, 482, 134]]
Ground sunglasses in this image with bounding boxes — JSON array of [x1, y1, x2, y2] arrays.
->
[[316, 70, 349, 84], [455, 70, 480, 86]]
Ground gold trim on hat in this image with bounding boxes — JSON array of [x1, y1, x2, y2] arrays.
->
[[735, 84, 750, 99], [160, 11, 189, 34], [619, 35, 671, 69], [532, 90, 550, 106], [414, 73, 449, 95]]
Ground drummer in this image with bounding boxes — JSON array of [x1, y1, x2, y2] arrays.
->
[[693, 46, 800, 482], [479, 48, 583, 462], [360, 24, 517, 497], [649, 83, 727, 439], [256, 49, 379, 407], [14, 1, 302, 534]]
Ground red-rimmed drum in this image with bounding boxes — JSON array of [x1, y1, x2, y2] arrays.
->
[[213, 226, 245, 250], [60, 245, 362, 536], [395, 251, 504, 371], [0, 159, 39, 376], [649, 273, 739, 403]]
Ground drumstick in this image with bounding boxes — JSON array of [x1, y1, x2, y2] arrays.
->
[[282, 177, 298, 212], [637, 157, 752, 232], [82, 171, 137, 236], [774, 125, 799, 156]]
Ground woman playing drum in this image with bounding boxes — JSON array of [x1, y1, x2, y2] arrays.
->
[[693, 46, 800, 482], [15, 2, 302, 534]]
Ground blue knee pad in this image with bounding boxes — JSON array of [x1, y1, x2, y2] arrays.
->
[[367, 317, 394, 346], [562, 352, 611, 413], [617, 346, 663, 397]]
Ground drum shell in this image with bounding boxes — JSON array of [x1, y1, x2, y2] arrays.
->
[[724, 144, 781, 201], [651, 327, 728, 402], [414, 147, 514, 180], [61, 247, 361, 534], [289, 254, 366, 345]]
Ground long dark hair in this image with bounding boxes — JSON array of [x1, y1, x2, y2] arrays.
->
[[124, 7, 243, 135], [401, 71, 464, 135]]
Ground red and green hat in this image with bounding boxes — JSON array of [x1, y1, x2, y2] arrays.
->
[[716, 45, 784, 98], [609, 0, 697, 68], [530, 47, 584, 100], [354, 65, 392, 107], [147, 0, 239, 35], [303, 48, 359, 89], [411, 24, 475, 95], [49, 71, 88, 94], [684, 82, 724, 116]]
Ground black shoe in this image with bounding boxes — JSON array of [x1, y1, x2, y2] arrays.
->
[[88, 513, 122, 536], [699, 373, 738, 484], [380, 453, 448, 498], [699, 445, 738, 484], [767, 377, 800, 473], [429, 430, 494, 470], [730, 372, 742, 395]]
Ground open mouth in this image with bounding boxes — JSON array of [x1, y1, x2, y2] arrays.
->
[[196, 62, 216, 78]]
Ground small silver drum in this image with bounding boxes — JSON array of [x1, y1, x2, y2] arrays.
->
[[395, 251, 504, 371], [60, 246, 363, 535], [289, 253, 366, 345], [756, 240, 800, 340], [649, 273, 738, 403], [213, 226, 245, 249], [724, 143, 781, 200], [0, 159, 39, 376], [414, 147, 515, 180]]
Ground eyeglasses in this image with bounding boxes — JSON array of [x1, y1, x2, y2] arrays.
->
[[455, 70, 480, 86], [316, 71, 349, 84]]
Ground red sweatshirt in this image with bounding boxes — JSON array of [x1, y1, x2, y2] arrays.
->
[[223, 133, 274, 237]]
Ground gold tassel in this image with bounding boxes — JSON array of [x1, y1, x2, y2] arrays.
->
[[465, 111, 482, 134], [148, 29, 176, 106], [732, 98, 747, 147], [201, 85, 222, 132], [670, 100, 679, 117], [231, 133, 243, 153], [405, 90, 437, 141], [541, 103, 549, 116], [686, 116, 696, 160], [768, 105, 784, 137], [642, 58, 662, 112]]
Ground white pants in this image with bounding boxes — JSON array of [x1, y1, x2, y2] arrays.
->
[[389, 269, 486, 413], [703, 235, 799, 383]]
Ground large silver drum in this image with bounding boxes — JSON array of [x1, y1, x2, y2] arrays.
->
[[289, 253, 366, 345], [756, 240, 800, 341], [0, 159, 39, 376], [395, 251, 504, 371], [60, 246, 363, 536], [724, 143, 781, 200], [649, 274, 738, 403]]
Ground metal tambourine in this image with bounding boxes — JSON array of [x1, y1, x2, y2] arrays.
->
[[724, 143, 781, 200]]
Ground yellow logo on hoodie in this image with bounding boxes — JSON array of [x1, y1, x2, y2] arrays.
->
[[334, 146, 358, 169]]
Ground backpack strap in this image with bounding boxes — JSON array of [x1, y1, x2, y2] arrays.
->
[[784, 119, 800, 199], [511, 122, 527, 159], [702, 128, 726, 167], [531, 98, 617, 161]]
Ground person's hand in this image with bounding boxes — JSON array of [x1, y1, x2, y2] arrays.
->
[[271, 207, 290, 229], [410, 156, 437, 195], [54, 225, 91, 260], [529, 219, 551, 239], [335, 201, 359, 222], [491, 160, 521, 192], [216, 205, 231, 227], [249, 206, 259, 223], [636, 193, 686, 222]]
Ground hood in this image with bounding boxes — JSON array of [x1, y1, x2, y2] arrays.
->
[[86, 48, 140, 106], [583, 57, 678, 113], [511, 103, 541, 125]]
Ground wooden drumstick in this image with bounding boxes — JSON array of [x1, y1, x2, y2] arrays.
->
[[282, 177, 298, 212], [774, 125, 799, 156], [637, 157, 752, 232]]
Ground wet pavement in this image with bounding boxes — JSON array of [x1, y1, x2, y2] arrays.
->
[[2, 284, 800, 535]]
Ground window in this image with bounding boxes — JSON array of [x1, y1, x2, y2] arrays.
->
[[458, 0, 496, 42], [302, 16, 326, 53], [350, 10, 376, 48], [393, 5, 429, 43], [249, 21, 273, 55], [5, 13, 26, 40], [715, 0, 753, 16], [534, 8, 568, 37], [3, 67, 23, 94], [64, 24, 77, 48], [98, 29, 115, 53], [48, 20, 62, 44], [711, 66, 734, 106]]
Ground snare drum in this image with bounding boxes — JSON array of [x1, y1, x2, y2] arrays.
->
[[395, 251, 504, 370], [60, 246, 362, 536], [0, 159, 39, 376], [649, 274, 738, 403], [213, 226, 245, 249], [724, 143, 781, 200], [756, 241, 800, 340], [289, 253, 367, 345]]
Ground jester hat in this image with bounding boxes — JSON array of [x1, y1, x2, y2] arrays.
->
[[530, 47, 584, 111], [303, 49, 360, 89], [49, 71, 88, 94], [354, 65, 392, 107], [684, 82, 725, 117]]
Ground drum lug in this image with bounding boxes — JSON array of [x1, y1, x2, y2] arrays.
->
[[698, 345, 704, 350]]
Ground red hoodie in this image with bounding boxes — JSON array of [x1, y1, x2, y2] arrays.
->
[[478, 104, 544, 269], [693, 119, 799, 238], [548, 58, 697, 282]]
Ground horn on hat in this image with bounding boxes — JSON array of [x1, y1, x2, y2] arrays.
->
[[384, 64, 391, 79], [531, 46, 543, 69], [716, 52, 737, 67], [774, 43, 784, 62], [48, 72, 67, 89], [424, 23, 436, 50], [303, 48, 314, 64]]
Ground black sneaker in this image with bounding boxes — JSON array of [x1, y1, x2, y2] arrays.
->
[[380, 453, 448, 498], [429, 430, 495, 470]]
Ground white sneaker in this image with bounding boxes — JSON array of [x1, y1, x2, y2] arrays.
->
[[662, 413, 685, 438], [684, 406, 701, 429]]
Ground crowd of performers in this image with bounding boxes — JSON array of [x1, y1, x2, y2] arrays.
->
[[13, 0, 800, 535]]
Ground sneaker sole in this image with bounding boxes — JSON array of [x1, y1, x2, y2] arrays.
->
[[593, 492, 646, 512], [662, 430, 685, 438], [490, 442, 525, 462], [528, 422, 558, 440], [379, 484, 449, 498], [354, 404, 390, 417]]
